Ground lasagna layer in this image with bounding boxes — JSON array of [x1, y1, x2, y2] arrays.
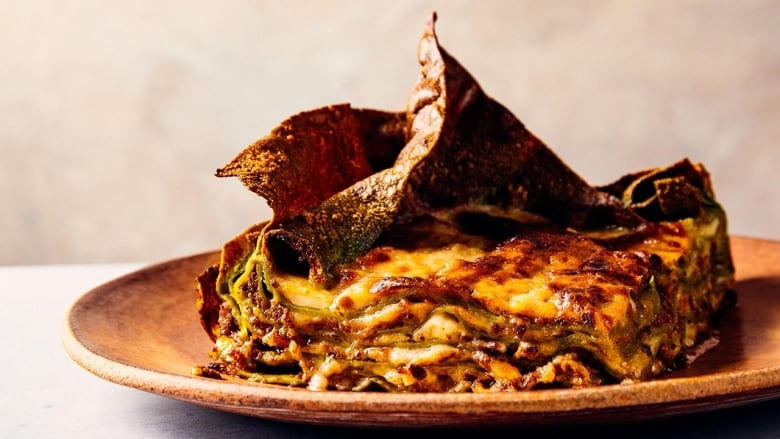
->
[[195, 201, 733, 392], [193, 13, 735, 392]]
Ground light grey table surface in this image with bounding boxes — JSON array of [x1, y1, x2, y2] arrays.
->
[[3, 263, 779, 439]]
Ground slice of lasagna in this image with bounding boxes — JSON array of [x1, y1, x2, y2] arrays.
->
[[194, 13, 735, 392]]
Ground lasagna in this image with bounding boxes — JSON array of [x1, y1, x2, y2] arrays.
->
[[194, 13, 735, 392]]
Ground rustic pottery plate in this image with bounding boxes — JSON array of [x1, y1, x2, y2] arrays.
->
[[61, 236, 780, 428]]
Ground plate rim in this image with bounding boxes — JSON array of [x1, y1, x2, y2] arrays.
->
[[61, 235, 780, 427]]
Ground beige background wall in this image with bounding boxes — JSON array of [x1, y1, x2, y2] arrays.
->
[[3, 0, 778, 265]]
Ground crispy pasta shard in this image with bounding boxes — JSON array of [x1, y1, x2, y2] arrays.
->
[[195, 12, 735, 392]]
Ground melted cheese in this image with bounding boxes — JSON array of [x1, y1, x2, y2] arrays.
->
[[269, 225, 650, 326], [273, 243, 487, 311]]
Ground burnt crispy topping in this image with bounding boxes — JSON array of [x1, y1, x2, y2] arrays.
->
[[217, 105, 406, 222], [217, 12, 655, 285]]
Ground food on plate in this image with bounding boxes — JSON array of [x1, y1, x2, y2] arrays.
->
[[193, 13, 735, 392]]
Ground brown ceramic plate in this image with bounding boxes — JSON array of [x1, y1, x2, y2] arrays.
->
[[61, 236, 780, 428]]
